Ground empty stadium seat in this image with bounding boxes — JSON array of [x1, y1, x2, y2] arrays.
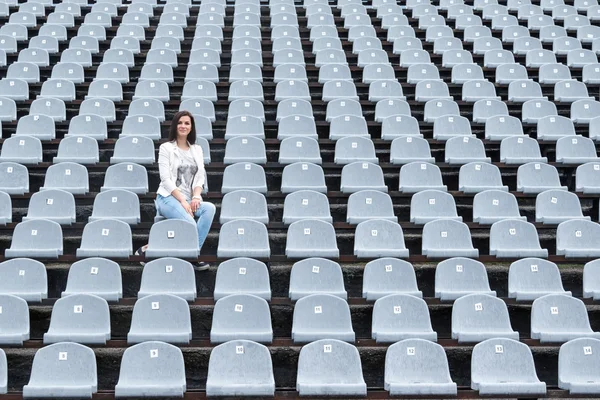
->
[[292, 293, 354, 343], [558, 337, 600, 394], [288, 258, 346, 301], [471, 338, 546, 395], [557, 219, 600, 257], [0, 136, 42, 165], [422, 220, 479, 258], [372, 294, 437, 342], [490, 219, 549, 258], [362, 258, 422, 301], [23, 342, 97, 398], [517, 162, 567, 193], [76, 219, 132, 258], [354, 219, 408, 258], [296, 339, 366, 396], [390, 137, 434, 164], [6, 220, 63, 259], [16, 114, 54, 141], [282, 189, 332, 224], [485, 115, 524, 141], [62, 258, 122, 301], [23, 189, 75, 225], [222, 163, 267, 194], [115, 341, 186, 397], [286, 219, 339, 258], [0, 258, 47, 302], [452, 294, 519, 342], [214, 258, 270, 301], [138, 258, 196, 301], [531, 294, 600, 342], [459, 162, 507, 193], [217, 219, 270, 258], [0, 192, 10, 225], [536, 189, 589, 224], [128, 294, 191, 344], [281, 162, 327, 193], [435, 258, 496, 301], [509, 258, 570, 301], [211, 293, 273, 343], [410, 190, 461, 224], [500, 136, 547, 164], [400, 162, 447, 193]]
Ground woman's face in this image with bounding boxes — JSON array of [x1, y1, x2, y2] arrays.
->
[[177, 115, 192, 139]]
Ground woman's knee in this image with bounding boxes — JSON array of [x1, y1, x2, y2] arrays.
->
[[197, 202, 216, 218]]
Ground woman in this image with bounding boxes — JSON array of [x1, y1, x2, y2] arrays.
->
[[136, 111, 216, 270]]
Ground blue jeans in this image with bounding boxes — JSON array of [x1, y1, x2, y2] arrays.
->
[[155, 194, 216, 250]]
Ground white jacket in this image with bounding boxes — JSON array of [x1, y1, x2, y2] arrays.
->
[[157, 141, 205, 198]]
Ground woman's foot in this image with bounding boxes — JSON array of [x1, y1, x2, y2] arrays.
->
[[135, 245, 148, 266], [195, 261, 210, 271]]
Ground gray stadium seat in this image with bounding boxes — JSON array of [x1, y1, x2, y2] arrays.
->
[[222, 162, 267, 193], [500, 136, 547, 164], [557, 219, 600, 257], [296, 339, 366, 396], [274, 80, 310, 102], [518, 162, 567, 193], [556, 135, 598, 164], [326, 99, 362, 122], [0, 136, 42, 165], [362, 258, 422, 301], [53, 136, 99, 165], [292, 294, 354, 343], [133, 80, 170, 102], [110, 136, 155, 165], [0, 294, 29, 345], [274, 64, 308, 83], [128, 294, 191, 344], [63, 258, 122, 301], [433, 115, 473, 141], [281, 162, 327, 193], [289, 258, 346, 301], [381, 115, 421, 140], [410, 190, 461, 224], [206, 340, 275, 397], [282, 190, 332, 225], [286, 219, 339, 258], [66, 114, 107, 141], [452, 293, 519, 342], [531, 294, 600, 342], [322, 80, 358, 102], [577, 162, 600, 193], [372, 294, 437, 342], [340, 162, 387, 193], [23, 342, 97, 398], [6, 220, 63, 259], [555, 80, 594, 103], [435, 258, 495, 301], [76, 219, 132, 258], [385, 339, 457, 396], [228, 80, 264, 102], [522, 100, 558, 124], [101, 163, 148, 194], [0, 192, 10, 225], [0, 97, 16, 122], [390, 137, 435, 164], [0, 162, 29, 195], [347, 190, 396, 224], [415, 80, 451, 102], [571, 99, 600, 124], [445, 137, 491, 164], [459, 162, 508, 193], [536, 189, 589, 224], [558, 337, 600, 394], [584, 259, 600, 300], [128, 99, 165, 122], [509, 258, 570, 301], [23, 189, 75, 225], [490, 219, 549, 258], [214, 258, 270, 301], [422, 219, 479, 258], [220, 190, 268, 224], [0, 258, 47, 302], [115, 341, 186, 397], [138, 257, 196, 301], [424, 99, 460, 123], [86, 80, 123, 102], [30, 98, 65, 121], [399, 162, 447, 193], [462, 80, 500, 102], [43, 293, 110, 344], [508, 80, 546, 102], [217, 219, 270, 258], [539, 63, 572, 84], [38, 79, 76, 102], [472, 190, 526, 224], [211, 293, 272, 343], [278, 137, 322, 164], [16, 114, 54, 141], [354, 219, 409, 258], [0, 78, 28, 101], [277, 99, 312, 122], [80, 98, 115, 122], [471, 338, 546, 395], [224, 115, 264, 140], [7, 62, 40, 84], [451, 63, 485, 84], [145, 219, 199, 259], [277, 115, 318, 140], [318, 64, 352, 83]]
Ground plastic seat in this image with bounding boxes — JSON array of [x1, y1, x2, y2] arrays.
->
[[526, 49, 558, 67], [571, 99, 600, 124], [339, 161, 386, 193], [410, 190, 461, 224], [503, 25, 531, 43], [414, 80, 451, 102], [452, 294, 519, 342], [583, 63, 600, 84], [0, 162, 28, 195], [274, 80, 310, 102], [0, 135, 42, 165], [128, 99, 164, 123], [225, 116, 264, 140], [287, 258, 346, 301], [228, 80, 264, 102], [0, 258, 47, 301], [7, 62, 40, 84], [213, 258, 270, 301], [485, 115, 524, 141], [555, 80, 593, 103], [499, 136, 546, 165], [181, 81, 217, 102], [399, 162, 446, 193], [333, 137, 376, 164], [361, 258, 422, 301], [558, 337, 600, 394], [385, 339, 457, 396], [65, 114, 107, 142], [292, 294, 354, 343], [459, 162, 507, 193], [442, 50, 473, 68], [223, 136, 266, 165], [286, 219, 339, 258], [127, 294, 191, 344], [0, 192, 10, 225], [22, 189, 75, 225], [276, 99, 313, 122], [483, 49, 515, 68], [532, 294, 600, 342], [62, 258, 121, 301], [278, 115, 318, 141], [133, 80, 170, 102], [407, 64, 441, 83], [433, 115, 473, 141], [40, 162, 88, 194], [318, 64, 352, 84], [86, 80, 123, 102], [472, 99, 508, 124], [121, 115, 161, 141], [115, 341, 186, 397], [100, 162, 148, 194], [554, 37, 583, 55], [576, 162, 600, 193], [537, 115, 576, 141], [451, 64, 485, 84], [462, 80, 500, 102], [329, 115, 369, 141], [435, 258, 495, 301], [372, 294, 437, 343], [424, 99, 460, 122], [211, 293, 272, 343], [490, 219, 549, 258], [369, 80, 406, 102], [296, 339, 366, 396], [322, 80, 358, 102], [76, 219, 132, 258], [217, 219, 270, 258], [206, 340, 275, 397], [362, 64, 395, 84], [116, 24, 146, 41], [472, 338, 546, 395], [445, 137, 491, 165], [375, 99, 411, 123], [382, 116, 422, 141], [138, 258, 196, 302], [522, 99, 558, 124], [219, 189, 268, 224], [496, 64, 530, 85], [23, 343, 97, 398], [52, 136, 99, 165], [0, 294, 29, 345], [78, 98, 115, 123], [43, 293, 110, 344], [140, 63, 174, 84], [556, 135, 598, 164], [15, 114, 54, 141], [473, 190, 524, 224], [517, 162, 566, 193], [274, 64, 308, 84], [282, 190, 331, 224], [354, 219, 408, 258], [509, 258, 570, 301], [538, 63, 572, 84], [347, 190, 396, 224], [422, 219, 479, 258], [326, 99, 362, 122], [278, 136, 321, 165], [0, 97, 16, 122], [556, 219, 600, 257]]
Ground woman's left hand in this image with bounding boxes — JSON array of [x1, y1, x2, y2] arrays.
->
[[190, 198, 201, 213]]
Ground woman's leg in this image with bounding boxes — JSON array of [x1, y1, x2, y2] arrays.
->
[[156, 195, 196, 224], [194, 201, 216, 250]]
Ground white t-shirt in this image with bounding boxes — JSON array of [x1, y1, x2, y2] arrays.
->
[[175, 147, 198, 199]]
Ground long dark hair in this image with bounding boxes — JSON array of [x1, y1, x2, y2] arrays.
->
[[168, 111, 196, 144]]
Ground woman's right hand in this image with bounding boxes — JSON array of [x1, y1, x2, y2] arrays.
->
[[180, 199, 194, 217]]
